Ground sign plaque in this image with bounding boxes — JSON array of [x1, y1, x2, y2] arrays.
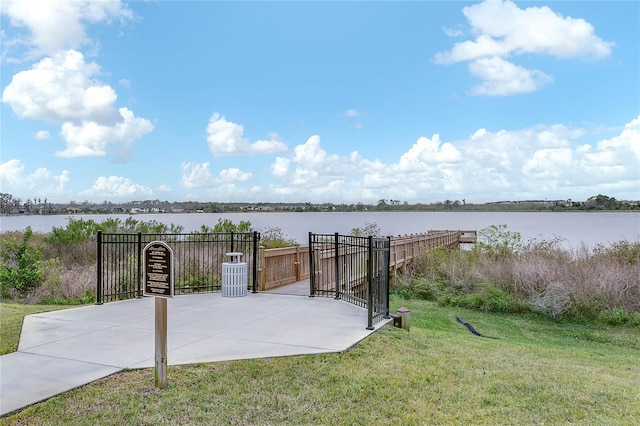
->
[[143, 241, 174, 298], [143, 241, 174, 388]]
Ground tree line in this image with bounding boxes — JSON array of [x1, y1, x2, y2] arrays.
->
[[1, 192, 638, 215]]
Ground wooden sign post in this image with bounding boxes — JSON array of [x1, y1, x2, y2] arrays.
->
[[143, 241, 174, 389]]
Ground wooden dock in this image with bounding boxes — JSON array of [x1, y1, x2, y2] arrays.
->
[[258, 230, 476, 291]]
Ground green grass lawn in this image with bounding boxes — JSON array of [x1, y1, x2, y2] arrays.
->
[[1, 299, 639, 425], [0, 303, 71, 355]]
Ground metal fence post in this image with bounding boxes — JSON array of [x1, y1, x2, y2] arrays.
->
[[309, 232, 315, 297], [136, 232, 142, 298], [384, 236, 391, 319], [96, 231, 103, 305], [334, 232, 340, 300], [366, 235, 374, 330], [252, 231, 258, 293]]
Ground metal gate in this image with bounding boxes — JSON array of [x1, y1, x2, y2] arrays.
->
[[309, 233, 390, 329]]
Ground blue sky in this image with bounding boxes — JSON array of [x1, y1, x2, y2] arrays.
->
[[1, 0, 638, 204]]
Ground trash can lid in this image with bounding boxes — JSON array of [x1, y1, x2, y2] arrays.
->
[[225, 252, 243, 261]]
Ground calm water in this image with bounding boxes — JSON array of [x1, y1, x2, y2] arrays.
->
[[1, 211, 638, 249]]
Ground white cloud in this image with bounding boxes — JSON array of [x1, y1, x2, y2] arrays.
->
[[398, 134, 462, 170], [442, 25, 465, 37], [2, 50, 116, 122], [0, 159, 70, 199], [181, 162, 216, 189], [597, 116, 640, 156], [343, 109, 361, 118], [206, 113, 288, 156], [34, 130, 49, 139], [0, 159, 25, 186], [289, 135, 361, 185], [2, 50, 154, 158], [79, 176, 152, 200], [468, 56, 553, 96], [271, 157, 290, 178], [1, 0, 134, 58], [218, 168, 252, 183], [435, 0, 613, 96], [258, 116, 639, 203], [180, 162, 252, 189], [57, 107, 153, 157]]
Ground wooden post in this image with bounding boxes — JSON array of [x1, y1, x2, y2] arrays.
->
[[258, 245, 266, 291], [294, 245, 301, 281], [397, 307, 410, 331], [155, 297, 168, 389]]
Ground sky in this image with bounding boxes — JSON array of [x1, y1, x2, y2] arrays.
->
[[1, 0, 639, 205]]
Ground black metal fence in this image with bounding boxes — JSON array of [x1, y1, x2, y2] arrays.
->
[[96, 231, 260, 303], [309, 233, 390, 329]]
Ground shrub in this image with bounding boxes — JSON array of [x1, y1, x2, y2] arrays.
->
[[592, 240, 640, 265], [475, 224, 523, 258], [0, 227, 45, 297], [529, 282, 571, 318], [260, 226, 296, 249], [47, 218, 100, 246], [436, 283, 528, 314], [350, 222, 382, 238], [201, 218, 252, 233], [25, 260, 95, 305], [403, 225, 639, 322], [598, 308, 631, 326], [119, 217, 183, 234]]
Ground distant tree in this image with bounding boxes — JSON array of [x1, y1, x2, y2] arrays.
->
[[586, 194, 620, 210], [350, 222, 382, 238]]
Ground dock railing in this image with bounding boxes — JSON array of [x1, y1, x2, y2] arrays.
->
[[257, 245, 310, 291], [258, 230, 475, 291]]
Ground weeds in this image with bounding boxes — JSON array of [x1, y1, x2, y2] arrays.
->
[[393, 225, 640, 323]]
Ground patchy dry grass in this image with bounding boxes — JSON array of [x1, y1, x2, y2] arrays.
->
[[2, 300, 638, 425]]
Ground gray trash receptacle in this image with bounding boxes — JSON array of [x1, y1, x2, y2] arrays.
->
[[222, 252, 247, 297]]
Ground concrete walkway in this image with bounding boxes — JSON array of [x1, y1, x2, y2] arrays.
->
[[0, 291, 389, 417]]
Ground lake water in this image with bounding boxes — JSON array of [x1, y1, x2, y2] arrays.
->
[[1, 211, 638, 249]]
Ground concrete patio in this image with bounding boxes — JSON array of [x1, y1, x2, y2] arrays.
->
[[0, 289, 389, 417]]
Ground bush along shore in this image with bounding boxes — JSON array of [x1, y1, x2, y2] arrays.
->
[[1, 218, 639, 325], [0, 217, 295, 305], [393, 224, 640, 325]]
